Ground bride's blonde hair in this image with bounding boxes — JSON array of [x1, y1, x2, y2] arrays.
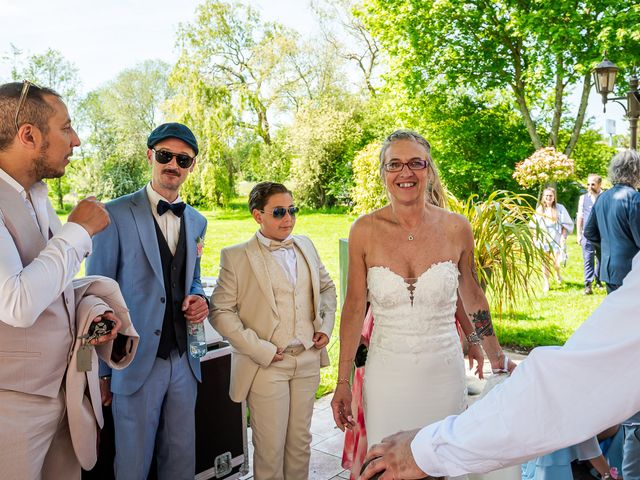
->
[[378, 130, 446, 209]]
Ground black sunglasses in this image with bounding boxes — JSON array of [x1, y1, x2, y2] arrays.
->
[[153, 149, 195, 169], [260, 206, 299, 219]]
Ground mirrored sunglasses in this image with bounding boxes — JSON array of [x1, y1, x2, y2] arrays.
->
[[153, 149, 195, 169], [261, 206, 299, 219]]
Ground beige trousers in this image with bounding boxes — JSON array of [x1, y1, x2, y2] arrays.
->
[[0, 389, 80, 480], [247, 347, 321, 480]]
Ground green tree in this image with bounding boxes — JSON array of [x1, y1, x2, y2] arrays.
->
[[175, 0, 305, 146], [563, 129, 616, 181], [417, 93, 533, 199], [74, 60, 172, 200], [364, 0, 640, 156], [351, 141, 385, 214], [288, 95, 365, 207], [165, 71, 237, 207]]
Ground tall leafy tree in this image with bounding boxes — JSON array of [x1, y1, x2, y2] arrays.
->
[[364, 0, 640, 156], [312, 0, 386, 96], [74, 60, 172, 200], [175, 0, 306, 146]]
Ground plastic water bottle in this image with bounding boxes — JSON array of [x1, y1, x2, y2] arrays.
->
[[187, 322, 207, 358]]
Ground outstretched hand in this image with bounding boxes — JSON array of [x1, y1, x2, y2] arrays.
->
[[361, 429, 430, 480]]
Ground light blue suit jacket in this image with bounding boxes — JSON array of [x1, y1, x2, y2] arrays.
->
[[86, 187, 208, 396]]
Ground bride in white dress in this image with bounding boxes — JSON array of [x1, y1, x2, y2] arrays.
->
[[331, 130, 517, 456]]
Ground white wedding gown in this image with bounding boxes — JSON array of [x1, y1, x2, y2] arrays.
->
[[363, 261, 468, 446]]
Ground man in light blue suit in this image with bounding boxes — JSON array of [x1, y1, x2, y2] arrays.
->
[[86, 123, 209, 480]]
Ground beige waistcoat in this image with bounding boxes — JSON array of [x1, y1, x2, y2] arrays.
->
[[0, 178, 75, 398], [260, 244, 315, 350]]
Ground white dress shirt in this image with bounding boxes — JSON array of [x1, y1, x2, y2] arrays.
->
[[146, 182, 183, 255], [0, 168, 92, 328], [256, 230, 297, 285], [411, 252, 640, 476]]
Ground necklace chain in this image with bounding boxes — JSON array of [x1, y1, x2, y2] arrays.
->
[[392, 211, 424, 241]]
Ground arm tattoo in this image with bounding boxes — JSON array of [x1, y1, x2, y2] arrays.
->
[[472, 310, 495, 338]]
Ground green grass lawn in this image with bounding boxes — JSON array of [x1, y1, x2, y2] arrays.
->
[[494, 238, 606, 352], [68, 202, 606, 397]]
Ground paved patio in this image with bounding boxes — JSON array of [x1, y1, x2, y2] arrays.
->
[[239, 350, 527, 480]]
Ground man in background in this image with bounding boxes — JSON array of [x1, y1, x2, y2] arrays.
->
[[584, 150, 640, 293], [576, 174, 602, 295]]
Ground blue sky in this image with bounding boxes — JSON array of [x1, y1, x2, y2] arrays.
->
[[0, 0, 626, 137], [0, 0, 318, 92]]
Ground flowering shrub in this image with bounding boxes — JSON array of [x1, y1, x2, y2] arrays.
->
[[513, 147, 574, 188]]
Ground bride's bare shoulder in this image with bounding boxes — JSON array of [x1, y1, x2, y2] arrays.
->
[[351, 206, 391, 233]]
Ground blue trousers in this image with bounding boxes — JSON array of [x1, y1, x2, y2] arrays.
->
[[581, 240, 600, 287], [112, 350, 197, 480], [623, 421, 640, 480]]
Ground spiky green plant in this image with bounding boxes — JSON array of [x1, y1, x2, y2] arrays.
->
[[448, 190, 552, 316]]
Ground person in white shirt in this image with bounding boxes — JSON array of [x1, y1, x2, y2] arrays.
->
[[576, 174, 603, 295], [0, 81, 121, 479], [360, 251, 640, 480], [211, 182, 336, 480]]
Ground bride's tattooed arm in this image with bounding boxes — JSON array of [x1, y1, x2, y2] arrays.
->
[[468, 263, 496, 338], [458, 218, 516, 372], [472, 310, 495, 338]]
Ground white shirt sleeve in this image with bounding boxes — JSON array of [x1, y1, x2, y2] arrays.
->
[[411, 253, 640, 476], [557, 204, 574, 234], [577, 195, 585, 219], [0, 216, 92, 328]]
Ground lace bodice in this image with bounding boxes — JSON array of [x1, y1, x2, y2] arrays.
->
[[367, 261, 460, 356]]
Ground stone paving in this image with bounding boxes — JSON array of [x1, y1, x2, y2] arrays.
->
[[239, 350, 527, 480]]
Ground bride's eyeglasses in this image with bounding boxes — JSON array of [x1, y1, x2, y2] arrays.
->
[[383, 159, 429, 172]]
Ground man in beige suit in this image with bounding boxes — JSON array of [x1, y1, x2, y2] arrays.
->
[[211, 181, 336, 480], [0, 81, 135, 479]]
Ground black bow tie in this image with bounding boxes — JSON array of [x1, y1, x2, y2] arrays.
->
[[157, 200, 186, 217]]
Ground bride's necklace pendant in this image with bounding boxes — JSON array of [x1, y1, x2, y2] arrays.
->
[[407, 234, 414, 241]]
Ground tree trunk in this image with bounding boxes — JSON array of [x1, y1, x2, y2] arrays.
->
[[512, 83, 543, 150], [549, 55, 565, 148], [564, 72, 592, 158]]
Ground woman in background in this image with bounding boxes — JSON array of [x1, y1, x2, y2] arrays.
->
[[530, 187, 574, 292]]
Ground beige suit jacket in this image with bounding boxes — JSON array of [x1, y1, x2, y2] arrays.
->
[[68, 276, 139, 470], [211, 234, 336, 402]]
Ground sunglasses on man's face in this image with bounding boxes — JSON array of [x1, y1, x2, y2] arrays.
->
[[153, 149, 195, 169], [260, 206, 299, 219]]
